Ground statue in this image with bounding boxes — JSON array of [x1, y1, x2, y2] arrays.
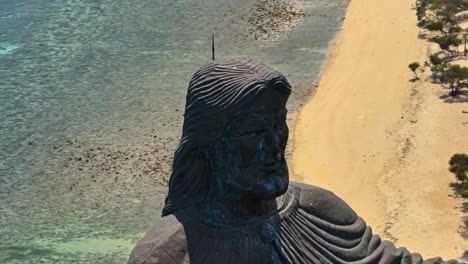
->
[[129, 58, 462, 264]]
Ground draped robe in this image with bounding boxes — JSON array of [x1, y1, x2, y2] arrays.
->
[[128, 182, 462, 264]]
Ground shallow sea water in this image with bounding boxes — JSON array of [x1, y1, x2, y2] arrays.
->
[[0, 0, 347, 262]]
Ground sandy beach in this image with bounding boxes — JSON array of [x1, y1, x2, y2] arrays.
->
[[292, 0, 468, 260]]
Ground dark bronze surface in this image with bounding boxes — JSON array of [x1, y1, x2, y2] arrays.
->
[[129, 59, 462, 264]]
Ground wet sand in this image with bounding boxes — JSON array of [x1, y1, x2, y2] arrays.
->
[[292, 0, 467, 260]]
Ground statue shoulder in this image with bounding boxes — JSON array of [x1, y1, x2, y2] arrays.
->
[[289, 181, 358, 225], [128, 214, 189, 264], [286, 182, 464, 264]]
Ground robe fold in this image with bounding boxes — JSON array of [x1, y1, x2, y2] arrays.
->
[[128, 182, 462, 264]]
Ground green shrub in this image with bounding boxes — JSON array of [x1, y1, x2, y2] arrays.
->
[[461, 189, 468, 198], [409, 62, 421, 78], [449, 153, 468, 183]]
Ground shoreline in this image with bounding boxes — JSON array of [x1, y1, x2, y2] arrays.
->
[[291, 0, 467, 260], [285, 5, 348, 163]]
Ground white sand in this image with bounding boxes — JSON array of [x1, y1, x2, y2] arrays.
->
[[292, 0, 467, 260]]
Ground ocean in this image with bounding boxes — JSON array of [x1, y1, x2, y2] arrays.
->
[[0, 0, 347, 262]]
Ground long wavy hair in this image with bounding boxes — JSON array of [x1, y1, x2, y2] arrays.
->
[[162, 58, 291, 216]]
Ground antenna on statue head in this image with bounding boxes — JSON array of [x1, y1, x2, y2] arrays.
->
[[212, 33, 215, 61]]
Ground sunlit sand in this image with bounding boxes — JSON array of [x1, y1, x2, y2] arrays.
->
[[292, 0, 467, 260]]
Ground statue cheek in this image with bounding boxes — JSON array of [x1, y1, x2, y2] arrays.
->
[[229, 136, 260, 168], [278, 127, 289, 151], [279, 134, 288, 151]]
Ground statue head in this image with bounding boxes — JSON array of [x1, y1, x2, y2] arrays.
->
[[162, 58, 291, 216]]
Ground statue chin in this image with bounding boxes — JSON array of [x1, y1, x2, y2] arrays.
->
[[249, 174, 289, 200]]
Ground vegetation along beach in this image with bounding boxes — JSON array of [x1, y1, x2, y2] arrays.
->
[[293, 0, 468, 261]]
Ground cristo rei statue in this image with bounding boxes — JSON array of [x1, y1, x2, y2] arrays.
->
[[128, 58, 462, 264]]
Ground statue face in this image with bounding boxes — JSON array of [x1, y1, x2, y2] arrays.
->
[[217, 89, 289, 200]]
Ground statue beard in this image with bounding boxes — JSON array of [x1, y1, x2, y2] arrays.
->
[[220, 159, 289, 201], [250, 178, 289, 201], [252, 160, 289, 200]]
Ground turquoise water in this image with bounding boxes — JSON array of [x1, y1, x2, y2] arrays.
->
[[0, 0, 347, 262]]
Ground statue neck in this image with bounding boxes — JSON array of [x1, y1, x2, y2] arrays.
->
[[196, 196, 279, 227]]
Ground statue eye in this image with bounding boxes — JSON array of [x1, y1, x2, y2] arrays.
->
[[241, 129, 265, 137]]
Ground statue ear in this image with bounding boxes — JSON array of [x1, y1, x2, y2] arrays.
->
[[162, 145, 212, 216]]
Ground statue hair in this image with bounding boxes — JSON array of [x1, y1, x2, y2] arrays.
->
[[162, 58, 291, 216]]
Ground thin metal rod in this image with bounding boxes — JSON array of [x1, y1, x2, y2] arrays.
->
[[212, 33, 215, 61]]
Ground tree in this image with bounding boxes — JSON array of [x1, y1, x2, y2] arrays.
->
[[429, 53, 444, 65], [449, 153, 468, 184], [430, 64, 448, 82], [417, 0, 461, 36], [434, 34, 463, 56], [415, 0, 468, 91], [416, 0, 432, 21], [441, 64, 468, 95], [409, 62, 421, 79], [428, 53, 447, 82], [462, 28, 468, 56]]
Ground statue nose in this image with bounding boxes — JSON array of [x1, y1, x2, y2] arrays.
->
[[260, 129, 282, 160]]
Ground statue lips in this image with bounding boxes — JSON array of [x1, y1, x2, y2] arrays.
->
[[262, 162, 280, 173], [261, 153, 284, 173]]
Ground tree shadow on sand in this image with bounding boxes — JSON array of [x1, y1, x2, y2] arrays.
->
[[449, 182, 462, 194], [455, 199, 468, 214], [439, 90, 468, 103], [449, 183, 467, 205], [450, 183, 468, 246], [417, 32, 433, 41]]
